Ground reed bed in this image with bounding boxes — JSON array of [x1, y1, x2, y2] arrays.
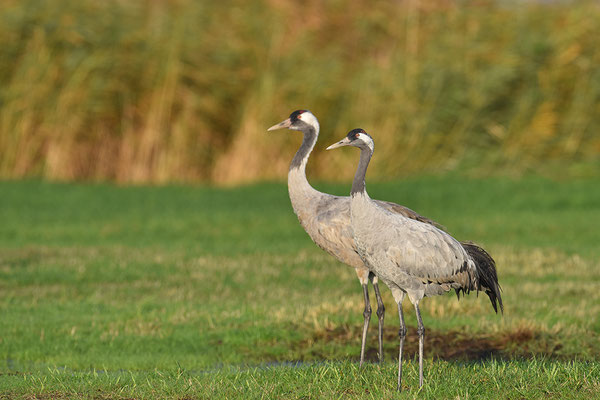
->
[[1, 0, 599, 183]]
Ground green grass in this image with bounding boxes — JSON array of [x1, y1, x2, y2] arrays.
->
[[1, 178, 599, 398], [1, 360, 598, 399]]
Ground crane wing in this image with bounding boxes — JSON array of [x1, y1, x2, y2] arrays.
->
[[374, 200, 446, 231], [381, 218, 474, 286]]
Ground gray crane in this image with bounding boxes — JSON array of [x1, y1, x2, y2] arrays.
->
[[327, 129, 502, 391], [267, 110, 495, 366]]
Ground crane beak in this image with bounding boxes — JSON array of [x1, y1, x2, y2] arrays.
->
[[326, 137, 351, 150], [267, 118, 292, 131]]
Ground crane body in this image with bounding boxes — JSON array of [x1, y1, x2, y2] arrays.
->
[[327, 129, 502, 390], [269, 111, 441, 364]]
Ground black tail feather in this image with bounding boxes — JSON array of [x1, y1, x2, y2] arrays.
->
[[460, 241, 503, 314]]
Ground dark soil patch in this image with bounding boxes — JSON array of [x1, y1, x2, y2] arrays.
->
[[302, 324, 566, 362]]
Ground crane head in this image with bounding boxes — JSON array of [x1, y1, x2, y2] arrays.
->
[[267, 110, 319, 132], [326, 128, 374, 152]]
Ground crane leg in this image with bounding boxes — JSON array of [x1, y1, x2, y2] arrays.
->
[[359, 283, 372, 367], [414, 301, 425, 388], [397, 295, 406, 392], [372, 280, 385, 364]]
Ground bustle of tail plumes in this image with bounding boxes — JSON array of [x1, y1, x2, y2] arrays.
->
[[458, 241, 504, 314]]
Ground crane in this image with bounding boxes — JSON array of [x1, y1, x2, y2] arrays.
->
[[268, 111, 496, 366], [327, 128, 502, 391]]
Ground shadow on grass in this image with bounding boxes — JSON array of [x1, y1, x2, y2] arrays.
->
[[302, 324, 568, 362]]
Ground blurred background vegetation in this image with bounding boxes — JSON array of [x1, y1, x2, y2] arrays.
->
[[1, 0, 599, 184]]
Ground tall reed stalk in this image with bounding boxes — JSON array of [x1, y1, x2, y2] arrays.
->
[[1, 0, 599, 183]]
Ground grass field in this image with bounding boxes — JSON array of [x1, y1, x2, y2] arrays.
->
[[0, 177, 599, 398]]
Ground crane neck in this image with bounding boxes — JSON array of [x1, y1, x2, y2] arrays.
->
[[288, 126, 320, 207], [289, 126, 318, 172], [351, 146, 373, 197]]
